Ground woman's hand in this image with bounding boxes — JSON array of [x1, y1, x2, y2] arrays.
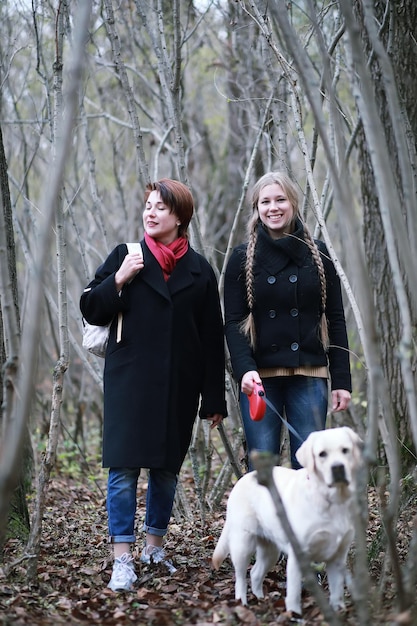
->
[[331, 389, 351, 412], [240, 370, 262, 396], [206, 414, 224, 429], [115, 253, 144, 291]]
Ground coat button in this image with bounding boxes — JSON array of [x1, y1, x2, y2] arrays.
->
[[291, 342, 299, 351], [290, 308, 298, 317], [269, 310, 277, 318], [271, 344, 278, 352], [289, 274, 297, 283], [267, 276, 276, 284]]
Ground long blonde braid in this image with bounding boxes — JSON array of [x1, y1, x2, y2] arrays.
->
[[302, 224, 329, 351], [239, 222, 258, 349]]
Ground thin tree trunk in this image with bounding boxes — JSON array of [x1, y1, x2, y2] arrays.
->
[[0, 123, 31, 553], [24, 1, 93, 580]]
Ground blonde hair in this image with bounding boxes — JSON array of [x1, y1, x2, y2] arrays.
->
[[240, 172, 329, 351]]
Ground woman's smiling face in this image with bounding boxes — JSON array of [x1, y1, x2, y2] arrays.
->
[[143, 190, 180, 245], [257, 183, 295, 239]]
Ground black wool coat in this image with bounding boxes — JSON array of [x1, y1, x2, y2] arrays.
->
[[224, 219, 352, 392], [80, 241, 227, 474]]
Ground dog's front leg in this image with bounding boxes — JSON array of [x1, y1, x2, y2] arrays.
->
[[326, 559, 346, 611], [285, 549, 303, 616]]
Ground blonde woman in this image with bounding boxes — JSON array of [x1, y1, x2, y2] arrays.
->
[[224, 172, 351, 470]]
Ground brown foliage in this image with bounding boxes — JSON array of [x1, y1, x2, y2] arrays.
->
[[0, 466, 416, 625]]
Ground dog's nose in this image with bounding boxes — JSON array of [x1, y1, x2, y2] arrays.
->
[[331, 463, 348, 484]]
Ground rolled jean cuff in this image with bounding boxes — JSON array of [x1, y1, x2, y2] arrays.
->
[[142, 523, 166, 537], [108, 534, 136, 544]]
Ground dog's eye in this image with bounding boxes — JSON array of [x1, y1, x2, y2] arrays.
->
[[342, 447, 349, 454], [318, 451, 327, 458]]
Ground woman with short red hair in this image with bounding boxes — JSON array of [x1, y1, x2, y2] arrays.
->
[[81, 178, 227, 591]]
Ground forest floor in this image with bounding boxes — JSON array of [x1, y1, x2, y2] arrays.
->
[[0, 460, 416, 626]]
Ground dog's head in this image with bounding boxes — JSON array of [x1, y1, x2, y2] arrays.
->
[[295, 426, 363, 488]]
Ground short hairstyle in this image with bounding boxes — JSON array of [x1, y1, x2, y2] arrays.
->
[[145, 178, 194, 238]]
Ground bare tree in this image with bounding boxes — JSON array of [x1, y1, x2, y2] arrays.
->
[[348, 0, 417, 610], [0, 123, 31, 553], [0, 0, 93, 576], [351, 0, 417, 464]]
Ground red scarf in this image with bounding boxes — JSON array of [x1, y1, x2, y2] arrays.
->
[[145, 232, 189, 281]]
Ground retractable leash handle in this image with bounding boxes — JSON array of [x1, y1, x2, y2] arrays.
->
[[248, 382, 267, 421]]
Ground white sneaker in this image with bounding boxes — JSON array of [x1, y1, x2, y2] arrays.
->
[[107, 552, 137, 591], [140, 545, 177, 574]]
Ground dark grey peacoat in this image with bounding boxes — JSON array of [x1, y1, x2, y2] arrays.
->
[[80, 241, 227, 474]]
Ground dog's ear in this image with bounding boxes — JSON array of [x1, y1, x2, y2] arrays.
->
[[295, 432, 317, 473], [343, 427, 363, 467]]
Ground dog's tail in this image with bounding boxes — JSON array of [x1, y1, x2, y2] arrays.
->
[[212, 526, 229, 570]]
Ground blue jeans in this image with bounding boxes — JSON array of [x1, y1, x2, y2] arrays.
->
[[107, 467, 178, 543], [240, 376, 328, 470]]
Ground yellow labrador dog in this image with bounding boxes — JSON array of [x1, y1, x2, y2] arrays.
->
[[212, 426, 362, 616]]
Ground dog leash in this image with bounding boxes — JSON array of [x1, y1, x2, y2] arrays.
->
[[248, 383, 304, 444]]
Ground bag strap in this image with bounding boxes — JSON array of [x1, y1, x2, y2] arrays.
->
[[126, 242, 143, 258], [116, 242, 143, 343]]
